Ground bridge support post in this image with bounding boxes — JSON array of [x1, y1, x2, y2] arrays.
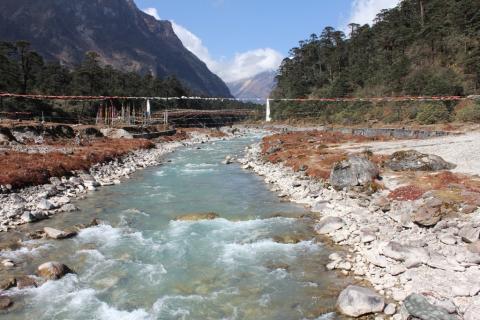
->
[[266, 99, 272, 122]]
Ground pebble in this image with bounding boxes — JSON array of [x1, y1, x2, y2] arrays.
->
[[384, 303, 396, 315], [2, 259, 15, 268]]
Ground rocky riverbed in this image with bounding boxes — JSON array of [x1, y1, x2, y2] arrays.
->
[[0, 128, 252, 232], [239, 135, 480, 320]]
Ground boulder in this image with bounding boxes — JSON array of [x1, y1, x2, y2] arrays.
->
[[381, 241, 429, 268], [467, 241, 480, 254], [385, 150, 456, 172], [61, 204, 78, 212], [272, 234, 303, 244], [16, 276, 38, 289], [336, 285, 385, 317], [44, 227, 77, 240], [459, 225, 480, 243], [0, 296, 13, 310], [315, 217, 345, 234], [0, 278, 16, 291], [174, 212, 219, 221], [100, 128, 133, 139], [330, 155, 379, 190], [365, 250, 388, 268], [37, 199, 56, 211], [464, 303, 480, 320], [37, 262, 74, 280], [311, 200, 329, 213], [412, 198, 444, 227], [222, 155, 234, 165], [20, 211, 47, 223], [401, 293, 457, 320]]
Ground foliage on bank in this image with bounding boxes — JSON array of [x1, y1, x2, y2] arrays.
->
[[271, 0, 480, 124]]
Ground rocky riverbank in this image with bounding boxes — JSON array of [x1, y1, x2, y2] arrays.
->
[[0, 128, 249, 232], [239, 134, 480, 319]]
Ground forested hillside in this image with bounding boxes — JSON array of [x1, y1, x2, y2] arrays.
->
[[271, 0, 480, 125], [0, 41, 256, 122], [0, 41, 189, 98], [274, 0, 480, 99]]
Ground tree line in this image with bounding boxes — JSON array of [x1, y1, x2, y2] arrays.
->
[[274, 0, 480, 99], [271, 0, 480, 125], [0, 41, 189, 98], [0, 41, 261, 122]]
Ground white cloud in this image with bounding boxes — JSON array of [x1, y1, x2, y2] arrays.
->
[[169, 22, 217, 70], [142, 8, 283, 83], [143, 7, 160, 20], [172, 22, 283, 82], [347, 0, 400, 28]]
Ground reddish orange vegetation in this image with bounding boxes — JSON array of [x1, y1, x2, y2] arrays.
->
[[261, 131, 390, 180], [389, 171, 480, 205], [0, 139, 154, 189], [157, 130, 190, 142], [157, 128, 227, 142], [388, 185, 426, 201]]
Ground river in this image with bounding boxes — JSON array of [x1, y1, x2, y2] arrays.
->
[[1, 133, 349, 320]]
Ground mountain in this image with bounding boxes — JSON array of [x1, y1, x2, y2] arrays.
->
[[0, 0, 231, 97], [228, 71, 277, 101]]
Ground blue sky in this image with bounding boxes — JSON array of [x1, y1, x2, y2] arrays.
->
[[136, 0, 400, 82]]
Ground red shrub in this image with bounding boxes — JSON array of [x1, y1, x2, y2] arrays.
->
[[388, 185, 426, 201]]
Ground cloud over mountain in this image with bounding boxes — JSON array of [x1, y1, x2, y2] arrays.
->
[[142, 8, 283, 83]]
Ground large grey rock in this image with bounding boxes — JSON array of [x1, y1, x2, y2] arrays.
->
[[365, 250, 388, 268], [44, 227, 77, 240], [100, 128, 133, 139], [37, 199, 56, 211], [20, 211, 47, 223], [467, 241, 480, 254], [464, 303, 480, 320], [459, 225, 480, 243], [381, 241, 429, 268], [412, 198, 444, 227], [330, 155, 379, 190], [311, 200, 329, 213], [386, 150, 456, 172], [315, 217, 345, 234], [336, 285, 385, 317], [401, 294, 457, 320], [37, 262, 74, 280]]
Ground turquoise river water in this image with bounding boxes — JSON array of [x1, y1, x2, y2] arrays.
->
[[1, 134, 350, 320]]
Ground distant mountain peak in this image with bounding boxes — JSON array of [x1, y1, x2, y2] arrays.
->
[[227, 70, 277, 101]]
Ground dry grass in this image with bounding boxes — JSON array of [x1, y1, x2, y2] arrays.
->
[[0, 139, 154, 189], [388, 171, 480, 205], [388, 185, 426, 201], [261, 130, 390, 181]]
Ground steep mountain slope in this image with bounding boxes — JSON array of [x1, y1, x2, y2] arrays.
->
[[228, 71, 276, 101], [0, 0, 231, 97]]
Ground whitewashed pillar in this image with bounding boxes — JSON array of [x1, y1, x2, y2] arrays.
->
[[266, 99, 272, 122]]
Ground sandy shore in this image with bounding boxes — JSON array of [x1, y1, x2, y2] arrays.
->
[[239, 132, 480, 320]]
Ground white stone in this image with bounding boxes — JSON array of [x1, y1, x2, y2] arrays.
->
[[337, 285, 385, 317], [384, 303, 396, 315]]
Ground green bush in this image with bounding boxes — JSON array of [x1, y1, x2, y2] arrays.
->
[[455, 103, 480, 123], [416, 104, 451, 124]]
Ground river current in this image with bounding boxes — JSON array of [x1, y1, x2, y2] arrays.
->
[[1, 134, 349, 320]]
